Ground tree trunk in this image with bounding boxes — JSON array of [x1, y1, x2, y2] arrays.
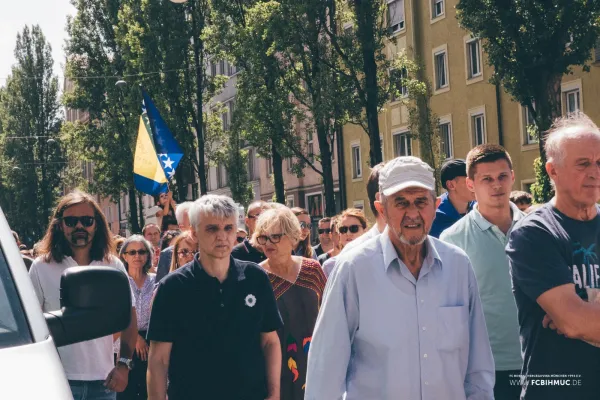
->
[[316, 123, 336, 217], [271, 143, 285, 204], [355, 0, 382, 166], [138, 192, 145, 229], [190, 2, 208, 195], [128, 187, 140, 234]]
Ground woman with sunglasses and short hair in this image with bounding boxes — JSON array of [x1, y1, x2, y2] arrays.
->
[[291, 207, 318, 260], [118, 234, 156, 400], [252, 207, 327, 400], [321, 208, 368, 278], [168, 231, 196, 273]]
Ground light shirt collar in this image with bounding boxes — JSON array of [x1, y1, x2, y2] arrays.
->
[[471, 202, 522, 232], [380, 227, 442, 272]]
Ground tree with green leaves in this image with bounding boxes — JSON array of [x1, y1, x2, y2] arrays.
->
[[456, 0, 600, 201], [322, 0, 400, 166], [0, 25, 63, 246]]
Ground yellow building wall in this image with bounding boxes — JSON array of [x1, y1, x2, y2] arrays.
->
[[343, 0, 600, 211]]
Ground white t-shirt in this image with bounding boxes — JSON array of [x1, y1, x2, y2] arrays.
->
[[29, 254, 134, 381]]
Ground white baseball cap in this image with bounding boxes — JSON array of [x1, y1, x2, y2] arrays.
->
[[379, 156, 436, 196]]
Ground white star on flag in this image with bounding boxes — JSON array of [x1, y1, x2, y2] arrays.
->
[[162, 157, 174, 169], [167, 169, 176, 178]]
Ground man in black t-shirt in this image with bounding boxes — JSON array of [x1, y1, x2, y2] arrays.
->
[[147, 195, 282, 400], [506, 113, 600, 400]]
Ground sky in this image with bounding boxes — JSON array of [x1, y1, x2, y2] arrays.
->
[[0, 0, 76, 86]]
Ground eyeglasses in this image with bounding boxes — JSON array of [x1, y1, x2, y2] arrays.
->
[[256, 233, 285, 245], [177, 249, 194, 257], [299, 222, 313, 230], [123, 249, 149, 256], [62, 216, 95, 228], [247, 213, 261, 219], [236, 236, 245, 243], [339, 225, 362, 234], [318, 228, 332, 235]]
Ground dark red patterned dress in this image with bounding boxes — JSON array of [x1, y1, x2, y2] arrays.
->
[[267, 258, 326, 400]]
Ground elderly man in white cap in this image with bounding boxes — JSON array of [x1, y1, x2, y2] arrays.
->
[[305, 156, 494, 400]]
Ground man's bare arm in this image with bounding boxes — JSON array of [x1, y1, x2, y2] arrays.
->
[[119, 307, 137, 358], [261, 331, 281, 400], [147, 341, 172, 400], [538, 283, 600, 342]]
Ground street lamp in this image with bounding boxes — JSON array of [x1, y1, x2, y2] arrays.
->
[[115, 80, 128, 89], [169, 0, 188, 3]]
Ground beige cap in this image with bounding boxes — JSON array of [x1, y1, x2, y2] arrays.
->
[[379, 156, 435, 196]]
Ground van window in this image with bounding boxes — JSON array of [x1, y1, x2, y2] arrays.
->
[[0, 248, 32, 348]]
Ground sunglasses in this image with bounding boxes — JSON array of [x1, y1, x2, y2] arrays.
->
[[339, 225, 361, 234], [318, 228, 332, 235], [247, 213, 261, 219], [62, 216, 95, 228], [177, 249, 194, 257], [123, 249, 149, 256], [299, 222, 313, 230], [236, 236, 245, 243], [256, 233, 285, 245]]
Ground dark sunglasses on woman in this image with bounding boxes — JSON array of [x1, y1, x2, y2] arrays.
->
[[123, 249, 149, 256], [339, 225, 361, 234], [299, 222, 313, 230], [62, 216, 95, 228], [236, 236, 245, 243]]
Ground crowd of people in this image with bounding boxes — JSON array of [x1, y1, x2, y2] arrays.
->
[[13, 111, 600, 400]]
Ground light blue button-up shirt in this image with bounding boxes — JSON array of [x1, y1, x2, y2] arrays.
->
[[305, 230, 495, 400], [440, 203, 523, 371]]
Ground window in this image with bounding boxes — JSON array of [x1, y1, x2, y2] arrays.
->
[[247, 147, 256, 181], [524, 104, 537, 144], [439, 122, 453, 159], [219, 60, 225, 75], [286, 157, 293, 171], [393, 132, 412, 157], [432, 0, 444, 18], [434, 50, 448, 90], [222, 110, 229, 131], [392, 68, 408, 101], [466, 39, 482, 79], [308, 132, 314, 161], [387, 0, 405, 34], [0, 246, 32, 348], [565, 89, 580, 115], [380, 135, 385, 161], [266, 157, 273, 176], [210, 62, 217, 77], [471, 113, 486, 146], [217, 163, 228, 188], [286, 195, 295, 208], [351, 144, 362, 179], [353, 200, 365, 210]]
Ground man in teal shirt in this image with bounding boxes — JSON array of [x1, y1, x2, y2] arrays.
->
[[441, 144, 522, 400]]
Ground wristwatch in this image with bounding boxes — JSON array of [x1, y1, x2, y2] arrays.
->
[[117, 357, 134, 370]]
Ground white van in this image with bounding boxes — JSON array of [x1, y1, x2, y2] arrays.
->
[[0, 210, 131, 399]]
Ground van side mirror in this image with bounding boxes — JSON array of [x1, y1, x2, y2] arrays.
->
[[44, 266, 131, 347]]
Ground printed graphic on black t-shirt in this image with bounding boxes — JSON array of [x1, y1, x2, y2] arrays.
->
[[506, 204, 600, 400]]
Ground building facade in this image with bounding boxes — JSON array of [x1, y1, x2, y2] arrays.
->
[[344, 0, 600, 224]]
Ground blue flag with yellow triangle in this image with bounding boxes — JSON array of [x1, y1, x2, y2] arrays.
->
[[133, 89, 184, 195]]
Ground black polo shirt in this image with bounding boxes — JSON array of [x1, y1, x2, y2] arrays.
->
[[231, 238, 266, 264], [147, 255, 283, 400]]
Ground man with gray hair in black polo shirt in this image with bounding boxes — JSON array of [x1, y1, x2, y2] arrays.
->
[[147, 194, 283, 400]]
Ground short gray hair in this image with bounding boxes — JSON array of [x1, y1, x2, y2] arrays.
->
[[545, 112, 600, 166], [175, 201, 194, 225], [119, 234, 154, 274], [189, 195, 239, 228]]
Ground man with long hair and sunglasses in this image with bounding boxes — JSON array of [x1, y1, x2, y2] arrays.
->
[[29, 190, 138, 400]]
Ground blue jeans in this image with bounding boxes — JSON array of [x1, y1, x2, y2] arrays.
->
[[69, 380, 116, 400]]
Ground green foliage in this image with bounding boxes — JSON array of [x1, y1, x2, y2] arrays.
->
[[530, 157, 554, 204], [456, 0, 600, 202], [0, 25, 63, 246], [404, 58, 444, 191]]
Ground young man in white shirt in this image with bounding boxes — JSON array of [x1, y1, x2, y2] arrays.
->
[[29, 190, 137, 400]]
